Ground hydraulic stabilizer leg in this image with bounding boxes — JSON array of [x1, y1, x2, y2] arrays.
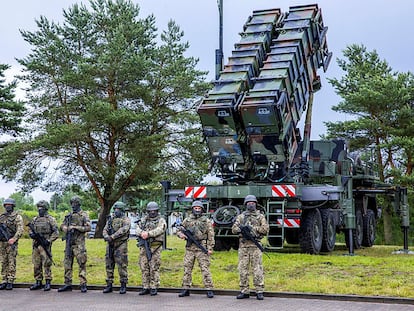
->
[[347, 229, 354, 256]]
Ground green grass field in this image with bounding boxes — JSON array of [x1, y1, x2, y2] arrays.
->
[[14, 236, 414, 298]]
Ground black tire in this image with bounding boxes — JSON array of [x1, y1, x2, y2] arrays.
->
[[212, 205, 240, 226], [345, 208, 363, 249], [285, 229, 299, 244], [213, 238, 224, 251], [299, 208, 323, 254], [362, 209, 376, 247], [321, 209, 336, 252], [213, 236, 234, 251]]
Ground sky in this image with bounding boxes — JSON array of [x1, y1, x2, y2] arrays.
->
[[1, 0, 414, 201]]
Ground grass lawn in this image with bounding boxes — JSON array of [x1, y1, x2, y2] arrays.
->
[[14, 235, 414, 298]]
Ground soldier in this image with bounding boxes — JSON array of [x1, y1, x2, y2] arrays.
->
[[28, 200, 59, 291], [102, 201, 131, 294], [232, 195, 269, 300], [0, 198, 24, 290], [136, 202, 166, 296], [58, 196, 91, 293], [177, 201, 214, 299]]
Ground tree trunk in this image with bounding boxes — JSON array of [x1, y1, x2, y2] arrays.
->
[[382, 203, 393, 244], [94, 202, 112, 238]]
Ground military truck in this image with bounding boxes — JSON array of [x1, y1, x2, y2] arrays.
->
[[162, 4, 410, 254]]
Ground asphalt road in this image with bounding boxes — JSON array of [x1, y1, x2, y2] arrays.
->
[[0, 286, 413, 311]]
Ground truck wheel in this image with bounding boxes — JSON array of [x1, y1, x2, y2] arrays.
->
[[362, 209, 376, 247], [321, 209, 336, 252], [299, 208, 323, 254], [345, 209, 363, 249]]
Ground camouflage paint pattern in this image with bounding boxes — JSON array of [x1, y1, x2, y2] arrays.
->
[[60, 210, 91, 285], [30, 214, 59, 281], [0, 211, 24, 283], [103, 215, 131, 284], [180, 214, 215, 290], [232, 210, 269, 294], [136, 215, 166, 289]]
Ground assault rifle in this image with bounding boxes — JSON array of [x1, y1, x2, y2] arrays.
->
[[27, 222, 55, 265], [136, 219, 152, 261], [239, 225, 269, 258], [106, 215, 115, 259], [62, 214, 74, 258], [173, 223, 208, 254], [0, 223, 16, 250]]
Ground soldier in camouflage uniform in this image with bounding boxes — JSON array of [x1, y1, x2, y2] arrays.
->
[[232, 195, 269, 300], [178, 201, 215, 299], [0, 198, 24, 290], [136, 202, 166, 296], [28, 200, 59, 291], [102, 201, 131, 294], [58, 196, 91, 293]]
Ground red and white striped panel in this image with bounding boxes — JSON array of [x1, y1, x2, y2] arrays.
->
[[272, 184, 296, 197], [277, 218, 300, 227], [184, 186, 207, 199]]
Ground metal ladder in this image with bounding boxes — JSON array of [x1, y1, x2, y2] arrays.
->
[[266, 200, 285, 249]]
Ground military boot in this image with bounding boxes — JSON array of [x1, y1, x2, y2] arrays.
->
[[0, 283, 7, 290], [5, 283, 13, 290], [103, 282, 113, 293], [80, 284, 87, 293], [57, 284, 72, 292], [178, 289, 190, 297], [30, 280, 42, 290], [139, 288, 150, 295], [44, 280, 51, 291], [119, 282, 126, 294]]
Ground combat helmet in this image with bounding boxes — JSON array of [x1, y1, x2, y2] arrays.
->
[[146, 201, 159, 211], [70, 196, 82, 206], [36, 200, 50, 210], [244, 195, 258, 205], [3, 198, 16, 207], [191, 200, 204, 209], [112, 201, 126, 211]]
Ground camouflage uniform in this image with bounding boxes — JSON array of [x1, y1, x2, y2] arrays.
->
[[29, 214, 59, 285], [136, 213, 166, 293], [60, 210, 91, 287], [232, 209, 269, 296], [0, 208, 24, 287], [180, 213, 215, 291], [102, 213, 130, 286]]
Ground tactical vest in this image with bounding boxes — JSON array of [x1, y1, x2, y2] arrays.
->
[[66, 211, 88, 240], [0, 212, 19, 237], [111, 216, 130, 241], [184, 215, 210, 241], [140, 215, 164, 242], [32, 215, 54, 238]]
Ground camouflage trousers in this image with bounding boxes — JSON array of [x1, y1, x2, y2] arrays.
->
[[0, 241, 18, 283], [238, 246, 264, 294], [32, 244, 53, 281], [182, 247, 213, 290], [139, 245, 162, 289], [105, 241, 128, 284], [63, 243, 87, 285]]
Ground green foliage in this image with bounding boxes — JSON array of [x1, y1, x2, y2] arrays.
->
[[0, 0, 210, 233], [0, 63, 26, 137], [326, 44, 414, 243]]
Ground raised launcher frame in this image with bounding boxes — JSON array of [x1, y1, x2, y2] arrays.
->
[[198, 4, 332, 182], [165, 4, 410, 255]]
